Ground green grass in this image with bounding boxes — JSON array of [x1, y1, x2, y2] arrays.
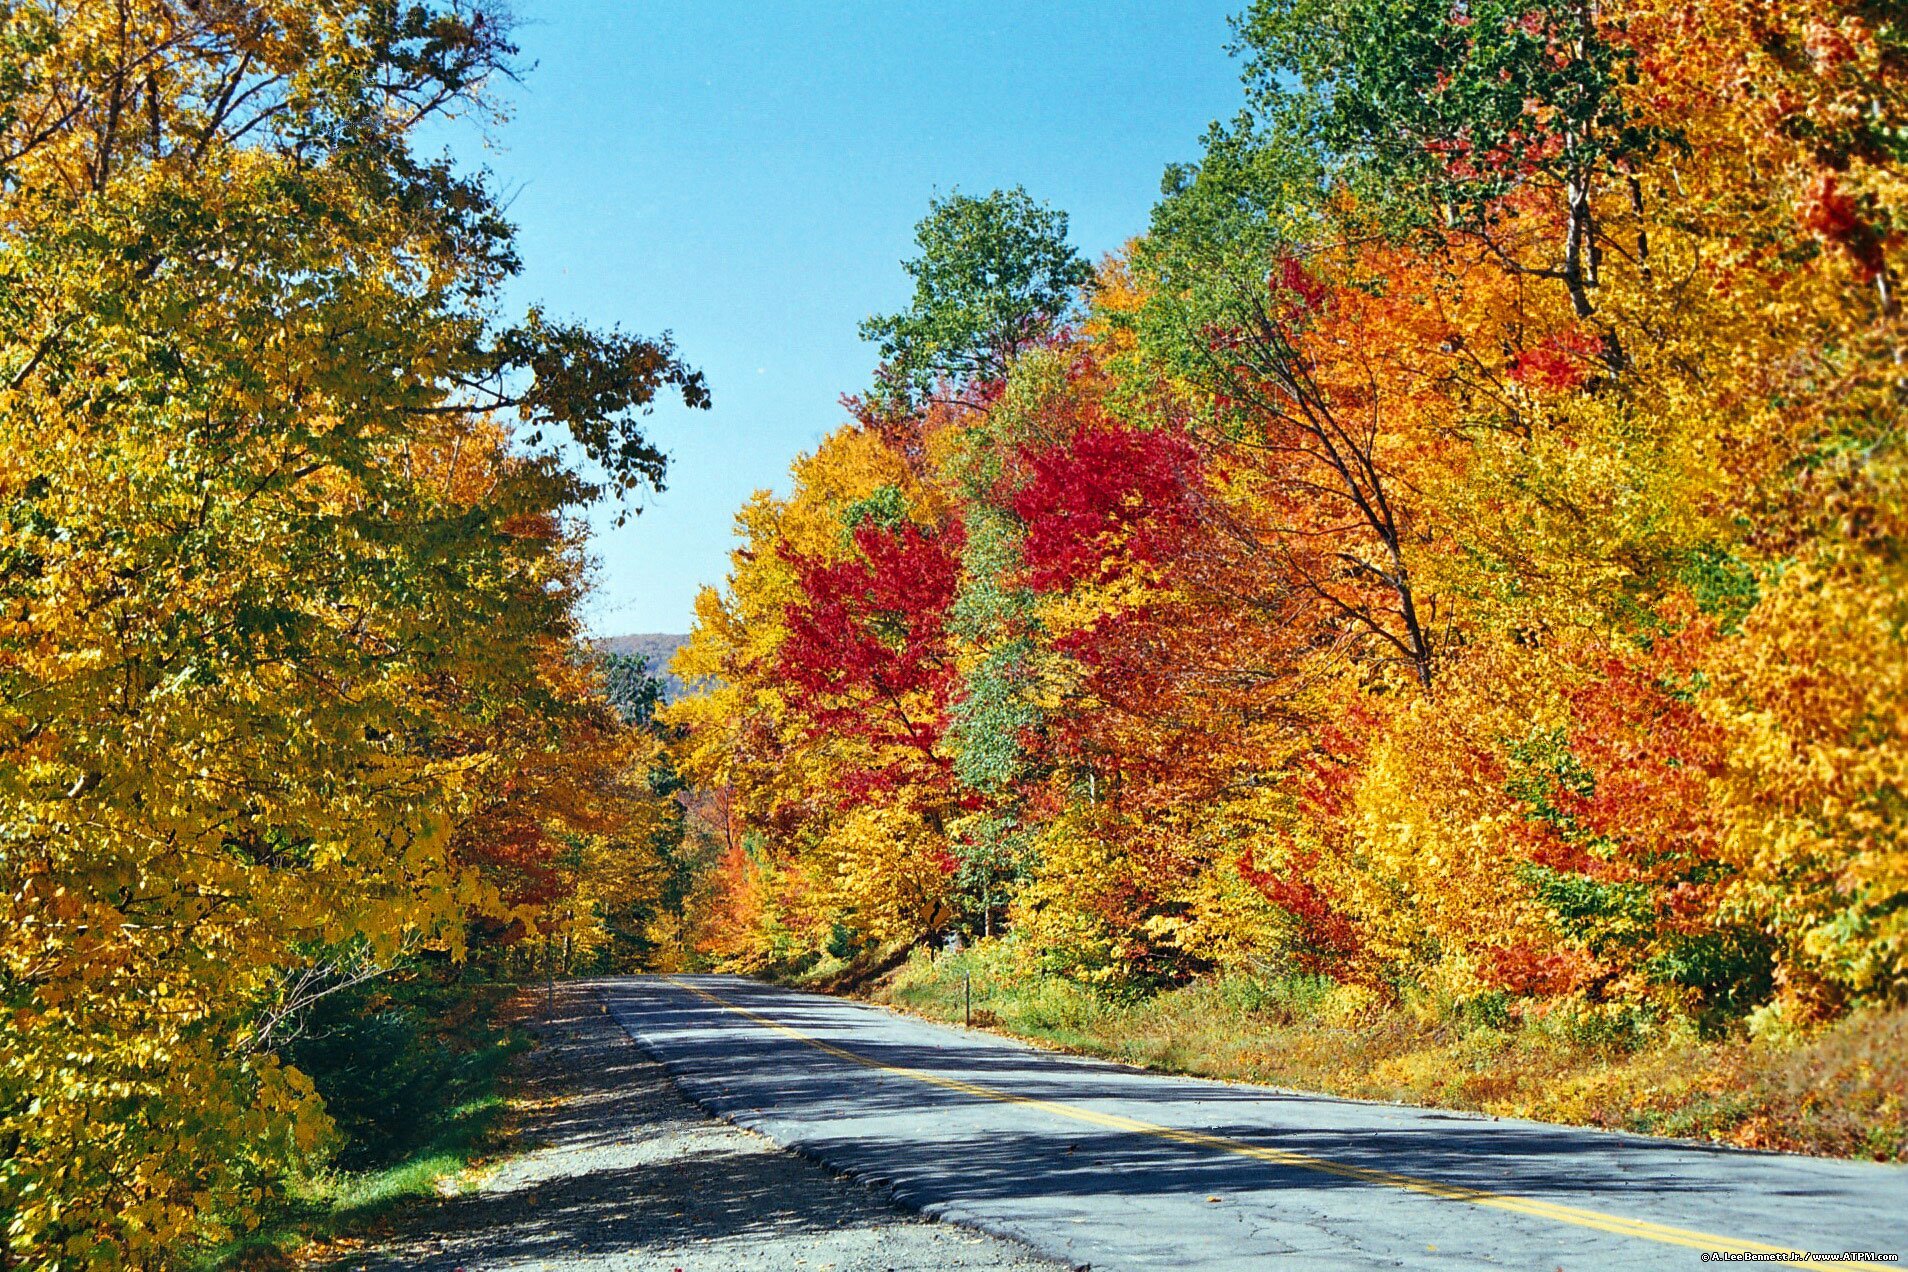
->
[[326, 1087, 515, 1214], [192, 971, 529, 1270], [867, 939, 1908, 1162]]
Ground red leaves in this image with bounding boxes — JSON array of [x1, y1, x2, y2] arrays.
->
[[778, 519, 963, 780], [782, 522, 960, 700], [1237, 849, 1361, 967], [1300, 705, 1383, 824], [1799, 172, 1887, 281], [1566, 658, 1726, 863], [1012, 421, 1200, 592], [1509, 630, 1730, 897], [1507, 327, 1603, 391], [1800, 172, 1863, 243], [1275, 256, 1328, 314]]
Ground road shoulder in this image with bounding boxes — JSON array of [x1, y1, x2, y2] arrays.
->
[[319, 982, 1061, 1272]]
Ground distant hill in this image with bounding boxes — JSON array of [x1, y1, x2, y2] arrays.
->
[[591, 632, 691, 702]]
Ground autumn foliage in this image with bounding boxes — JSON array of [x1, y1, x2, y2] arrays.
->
[[672, 0, 1908, 1072], [0, 4, 696, 1264]]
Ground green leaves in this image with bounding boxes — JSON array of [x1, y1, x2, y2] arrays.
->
[[601, 652, 668, 727], [1236, 0, 1666, 223], [1679, 546, 1763, 635], [504, 309, 710, 500], [861, 187, 1093, 393], [1131, 112, 1328, 391], [839, 484, 910, 542]]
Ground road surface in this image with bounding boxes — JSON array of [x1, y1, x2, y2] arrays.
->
[[598, 974, 1907, 1272]]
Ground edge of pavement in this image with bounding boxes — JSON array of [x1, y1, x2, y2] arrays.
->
[[587, 977, 1088, 1272], [829, 972, 1908, 1168], [590, 974, 1906, 1272]]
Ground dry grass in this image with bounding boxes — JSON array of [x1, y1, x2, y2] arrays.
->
[[869, 942, 1907, 1161]]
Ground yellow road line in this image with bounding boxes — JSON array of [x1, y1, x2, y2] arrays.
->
[[662, 976, 1889, 1270]]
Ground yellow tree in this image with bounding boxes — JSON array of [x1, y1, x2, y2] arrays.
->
[[0, 3, 705, 1262], [667, 423, 949, 964]]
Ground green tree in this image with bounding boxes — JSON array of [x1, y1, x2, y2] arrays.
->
[[602, 652, 669, 726], [1235, 0, 1667, 320], [861, 186, 1093, 394]]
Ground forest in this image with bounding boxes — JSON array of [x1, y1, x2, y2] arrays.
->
[[663, 0, 1908, 1156], [2, 0, 1904, 1267]]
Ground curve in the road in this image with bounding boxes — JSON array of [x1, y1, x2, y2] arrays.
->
[[661, 976, 1874, 1270], [601, 974, 1908, 1272]]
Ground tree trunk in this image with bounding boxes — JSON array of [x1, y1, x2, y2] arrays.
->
[[1563, 180, 1597, 319]]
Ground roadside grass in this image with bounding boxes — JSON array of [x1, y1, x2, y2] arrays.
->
[[789, 940, 915, 994], [192, 970, 530, 1270], [867, 940, 1908, 1162]]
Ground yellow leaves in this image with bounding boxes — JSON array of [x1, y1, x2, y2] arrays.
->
[[1030, 566, 1173, 648], [1702, 536, 1908, 1005], [804, 805, 951, 944], [0, 5, 661, 1261], [783, 426, 932, 557]]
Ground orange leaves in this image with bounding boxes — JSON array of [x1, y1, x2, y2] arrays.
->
[[1484, 942, 1600, 997], [665, 0, 1904, 1044], [1629, 0, 1904, 312]]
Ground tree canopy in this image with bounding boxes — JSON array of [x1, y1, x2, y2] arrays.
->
[[860, 186, 1094, 394], [669, 0, 1908, 1079], [0, 2, 700, 1261]]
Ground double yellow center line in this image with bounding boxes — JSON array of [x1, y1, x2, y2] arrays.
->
[[662, 977, 1889, 1270]]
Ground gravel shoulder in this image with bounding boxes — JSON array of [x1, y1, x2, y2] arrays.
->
[[326, 983, 1060, 1272]]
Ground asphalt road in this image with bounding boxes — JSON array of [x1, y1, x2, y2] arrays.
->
[[597, 975, 1907, 1272]]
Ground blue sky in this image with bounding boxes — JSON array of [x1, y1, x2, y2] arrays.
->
[[463, 1, 1247, 635]]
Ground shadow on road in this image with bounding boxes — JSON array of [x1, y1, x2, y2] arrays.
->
[[605, 975, 1867, 1218], [332, 986, 1057, 1271]]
